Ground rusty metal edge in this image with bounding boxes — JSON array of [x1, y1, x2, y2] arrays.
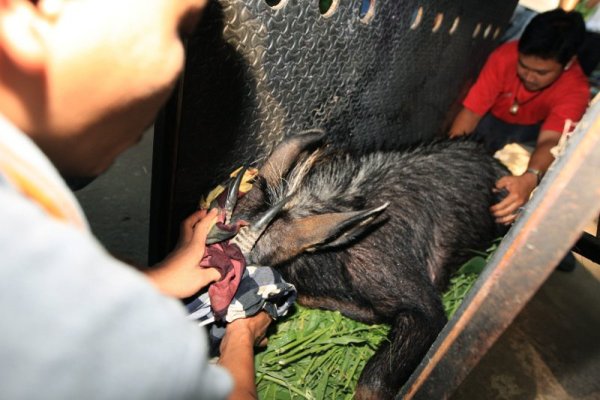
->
[[399, 94, 600, 399]]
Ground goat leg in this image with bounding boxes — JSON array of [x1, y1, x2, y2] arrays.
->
[[355, 303, 446, 400]]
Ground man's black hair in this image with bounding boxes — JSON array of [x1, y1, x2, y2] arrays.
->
[[518, 9, 586, 66]]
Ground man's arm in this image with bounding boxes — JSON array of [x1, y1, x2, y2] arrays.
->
[[448, 107, 483, 138], [147, 207, 273, 399], [526, 129, 563, 173], [218, 312, 272, 400], [490, 129, 561, 224], [0, 186, 233, 400], [449, 44, 508, 139]]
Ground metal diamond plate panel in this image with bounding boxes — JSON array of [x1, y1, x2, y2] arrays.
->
[[151, 0, 518, 258]]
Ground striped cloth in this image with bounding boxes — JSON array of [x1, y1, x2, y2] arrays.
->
[[186, 265, 297, 342]]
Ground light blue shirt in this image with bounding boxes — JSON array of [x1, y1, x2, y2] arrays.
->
[[0, 116, 232, 400]]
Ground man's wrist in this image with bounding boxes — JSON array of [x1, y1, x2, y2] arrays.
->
[[220, 326, 255, 353], [524, 168, 543, 185]]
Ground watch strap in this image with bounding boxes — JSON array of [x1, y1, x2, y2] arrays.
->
[[525, 168, 542, 185]]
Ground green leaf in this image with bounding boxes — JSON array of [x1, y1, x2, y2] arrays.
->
[[456, 256, 487, 274]]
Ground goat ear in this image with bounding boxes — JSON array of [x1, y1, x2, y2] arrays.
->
[[294, 203, 389, 252]]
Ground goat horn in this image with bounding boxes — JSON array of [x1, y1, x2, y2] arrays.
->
[[230, 196, 288, 256], [260, 129, 326, 187], [224, 167, 246, 224]]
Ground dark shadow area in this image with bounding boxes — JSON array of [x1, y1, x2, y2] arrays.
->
[[150, 1, 258, 262], [453, 259, 600, 399]]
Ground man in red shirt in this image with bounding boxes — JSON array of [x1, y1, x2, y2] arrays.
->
[[449, 9, 589, 225]]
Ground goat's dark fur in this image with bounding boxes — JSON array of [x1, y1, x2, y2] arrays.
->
[[234, 135, 508, 399]]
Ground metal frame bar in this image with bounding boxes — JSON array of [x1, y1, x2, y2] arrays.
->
[[399, 94, 600, 399]]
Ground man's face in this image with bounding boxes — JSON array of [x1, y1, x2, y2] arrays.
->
[[36, 0, 207, 176], [516, 53, 565, 92]]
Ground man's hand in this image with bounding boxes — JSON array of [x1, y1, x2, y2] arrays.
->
[[490, 129, 560, 225], [448, 107, 482, 138], [223, 312, 273, 348], [490, 173, 538, 225], [146, 208, 221, 298], [218, 312, 273, 400]]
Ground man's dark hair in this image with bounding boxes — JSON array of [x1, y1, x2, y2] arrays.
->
[[518, 9, 586, 66]]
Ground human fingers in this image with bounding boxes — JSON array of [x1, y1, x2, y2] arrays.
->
[[181, 209, 208, 237], [251, 311, 272, 330], [489, 190, 518, 214], [231, 312, 272, 343], [490, 196, 523, 218], [251, 312, 272, 344], [496, 212, 517, 225], [175, 210, 208, 248], [190, 208, 219, 243], [494, 175, 513, 191], [492, 199, 521, 219]]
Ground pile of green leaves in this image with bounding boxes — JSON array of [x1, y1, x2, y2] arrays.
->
[[255, 240, 501, 399], [443, 238, 501, 318], [255, 307, 388, 399]]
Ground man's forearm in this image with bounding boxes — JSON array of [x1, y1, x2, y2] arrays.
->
[[449, 107, 482, 138], [219, 334, 257, 400], [218, 324, 260, 400], [527, 129, 562, 176]]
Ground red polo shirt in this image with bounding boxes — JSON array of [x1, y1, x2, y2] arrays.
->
[[463, 41, 590, 133]]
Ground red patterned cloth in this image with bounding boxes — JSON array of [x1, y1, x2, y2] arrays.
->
[[199, 176, 250, 319], [200, 239, 246, 319]]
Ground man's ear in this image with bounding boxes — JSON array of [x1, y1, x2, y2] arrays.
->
[[0, 0, 48, 72]]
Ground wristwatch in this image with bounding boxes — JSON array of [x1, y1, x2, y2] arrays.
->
[[525, 168, 542, 185]]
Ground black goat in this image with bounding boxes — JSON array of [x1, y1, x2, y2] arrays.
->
[[225, 130, 508, 399]]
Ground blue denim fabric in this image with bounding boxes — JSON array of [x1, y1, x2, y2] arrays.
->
[[472, 113, 540, 153]]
